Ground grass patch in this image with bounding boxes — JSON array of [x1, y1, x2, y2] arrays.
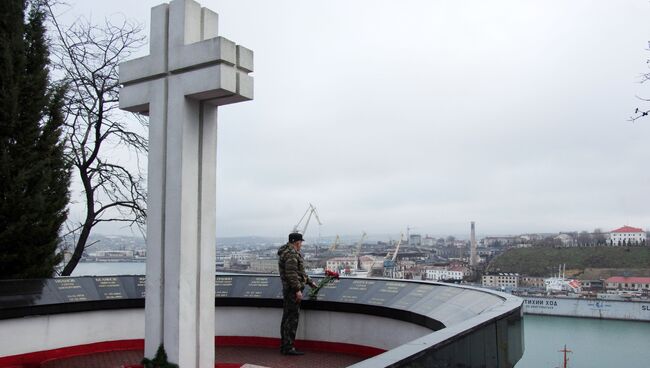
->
[[486, 247, 650, 277]]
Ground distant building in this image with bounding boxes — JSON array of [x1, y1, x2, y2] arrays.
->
[[605, 276, 650, 291], [477, 247, 496, 257], [482, 273, 519, 289], [581, 279, 604, 291], [520, 276, 545, 288], [409, 234, 422, 246], [91, 250, 134, 260], [482, 237, 517, 247], [248, 258, 278, 273], [358, 255, 379, 271], [228, 252, 251, 267], [425, 268, 463, 281], [434, 246, 463, 259], [554, 233, 576, 247], [448, 261, 471, 277], [326, 257, 357, 272], [519, 234, 542, 242], [215, 254, 229, 268], [452, 240, 466, 248], [609, 226, 646, 246]]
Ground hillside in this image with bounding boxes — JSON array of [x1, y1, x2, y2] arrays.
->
[[486, 247, 650, 277]]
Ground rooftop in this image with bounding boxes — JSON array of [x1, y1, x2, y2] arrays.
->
[[611, 226, 644, 233], [606, 276, 650, 284]]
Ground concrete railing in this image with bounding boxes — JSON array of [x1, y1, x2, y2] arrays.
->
[[0, 275, 524, 367]]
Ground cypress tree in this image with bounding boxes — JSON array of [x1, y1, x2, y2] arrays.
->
[[0, 0, 70, 279]]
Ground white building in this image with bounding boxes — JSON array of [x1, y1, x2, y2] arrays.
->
[[609, 226, 646, 246], [554, 233, 575, 247], [92, 250, 134, 259], [605, 276, 650, 291], [326, 257, 358, 272], [229, 252, 251, 267], [482, 236, 517, 247], [423, 236, 436, 246], [426, 268, 463, 281]]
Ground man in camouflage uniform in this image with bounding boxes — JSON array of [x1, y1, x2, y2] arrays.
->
[[278, 232, 317, 355]]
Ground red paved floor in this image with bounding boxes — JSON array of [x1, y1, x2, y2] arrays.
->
[[40, 346, 366, 368], [40, 350, 142, 368]]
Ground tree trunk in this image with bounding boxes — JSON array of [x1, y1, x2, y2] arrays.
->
[[61, 218, 93, 276]]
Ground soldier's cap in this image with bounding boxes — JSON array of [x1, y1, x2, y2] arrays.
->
[[289, 232, 305, 243]]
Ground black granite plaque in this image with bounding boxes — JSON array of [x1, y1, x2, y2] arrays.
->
[[337, 279, 376, 303], [0, 279, 51, 307], [389, 283, 435, 310], [135, 276, 146, 298], [2, 275, 453, 326], [242, 277, 270, 298], [228, 276, 283, 299], [264, 277, 283, 298], [116, 276, 144, 299], [93, 276, 127, 300], [50, 278, 94, 302], [359, 281, 414, 307], [215, 276, 234, 297], [410, 286, 464, 315]]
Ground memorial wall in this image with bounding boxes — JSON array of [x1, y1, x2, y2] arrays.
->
[[0, 275, 499, 330], [0, 275, 524, 367]]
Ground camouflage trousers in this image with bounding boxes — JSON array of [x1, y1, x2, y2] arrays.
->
[[280, 289, 301, 352]]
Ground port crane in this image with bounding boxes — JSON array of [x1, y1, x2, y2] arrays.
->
[[292, 203, 322, 237], [406, 225, 415, 244], [329, 235, 341, 252], [354, 231, 368, 269], [354, 231, 368, 257], [384, 233, 404, 277]]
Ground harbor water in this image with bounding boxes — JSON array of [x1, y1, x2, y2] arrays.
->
[[71, 262, 650, 368], [71, 261, 145, 276], [518, 314, 650, 368]]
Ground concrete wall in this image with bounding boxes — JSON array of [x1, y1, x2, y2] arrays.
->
[[216, 307, 432, 350], [1, 307, 432, 357], [0, 309, 144, 357]]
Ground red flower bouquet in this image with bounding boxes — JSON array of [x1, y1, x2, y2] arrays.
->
[[308, 270, 340, 299]]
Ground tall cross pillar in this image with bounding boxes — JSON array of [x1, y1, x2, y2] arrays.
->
[[118, 1, 253, 366]]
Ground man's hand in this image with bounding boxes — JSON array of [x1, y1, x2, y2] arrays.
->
[[309, 281, 317, 289], [295, 290, 303, 302]]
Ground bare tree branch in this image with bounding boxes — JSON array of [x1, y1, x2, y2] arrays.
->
[[630, 43, 650, 122], [46, 3, 148, 276]]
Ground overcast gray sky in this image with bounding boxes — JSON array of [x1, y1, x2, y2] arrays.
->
[[58, 0, 650, 239]]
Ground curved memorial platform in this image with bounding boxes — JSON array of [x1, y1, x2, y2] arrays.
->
[[0, 275, 523, 367]]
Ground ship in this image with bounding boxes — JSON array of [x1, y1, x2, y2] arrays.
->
[[544, 264, 581, 294]]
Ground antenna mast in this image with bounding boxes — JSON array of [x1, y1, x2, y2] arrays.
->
[[558, 345, 572, 368]]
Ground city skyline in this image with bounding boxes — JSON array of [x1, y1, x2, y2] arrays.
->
[[89, 224, 648, 245]]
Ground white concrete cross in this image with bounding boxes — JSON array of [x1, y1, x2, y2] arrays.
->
[[118, 1, 253, 367]]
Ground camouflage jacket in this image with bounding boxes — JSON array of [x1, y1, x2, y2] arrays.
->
[[277, 243, 312, 292]]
